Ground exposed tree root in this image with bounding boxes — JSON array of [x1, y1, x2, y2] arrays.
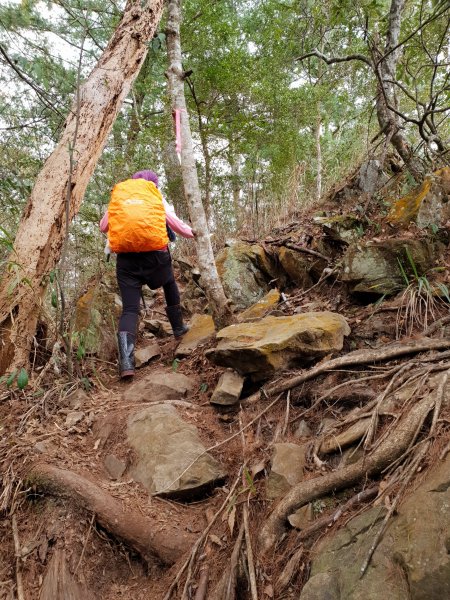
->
[[209, 522, 244, 600], [258, 393, 434, 555], [295, 485, 379, 542], [27, 462, 195, 565], [247, 337, 450, 404]]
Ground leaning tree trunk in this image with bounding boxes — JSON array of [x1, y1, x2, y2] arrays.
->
[[375, 0, 424, 180], [165, 0, 233, 328], [0, 0, 164, 374]]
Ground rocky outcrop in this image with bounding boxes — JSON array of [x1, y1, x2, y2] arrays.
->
[[300, 451, 450, 599], [388, 166, 450, 228], [127, 405, 226, 499], [312, 214, 363, 244], [216, 241, 279, 309], [206, 312, 350, 379], [341, 238, 436, 295]]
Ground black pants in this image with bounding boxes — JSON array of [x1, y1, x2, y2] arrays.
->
[[116, 249, 180, 333]]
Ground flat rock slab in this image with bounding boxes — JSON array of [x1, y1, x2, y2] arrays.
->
[[127, 405, 226, 498], [135, 342, 161, 368], [175, 314, 215, 358], [210, 370, 244, 406], [207, 312, 350, 379], [123, 370, 195, 403]]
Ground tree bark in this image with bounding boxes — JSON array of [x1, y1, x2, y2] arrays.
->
[[375, 0, 424, 180], [0, 0, 164, 374], [28, 462, 194, 565], [165, 0, 233, 328]]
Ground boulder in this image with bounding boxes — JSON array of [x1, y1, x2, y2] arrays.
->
[[127, 405, 226, 498], [341, 238, 436, 295], [266, 443, 306, 499], [301, 452, 450, 599], [216, 241, 279, 309], [123, 370, 195, 403], [210, 370, 244, 407], [175, 314, 215, 358], [237, 289, 281, 322], [206, 313, 350, 379]]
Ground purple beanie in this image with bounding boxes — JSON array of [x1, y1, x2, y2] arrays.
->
[[132, 170, 159, 188]]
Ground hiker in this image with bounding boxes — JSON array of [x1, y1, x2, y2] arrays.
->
[[100, 169, 194, 378]]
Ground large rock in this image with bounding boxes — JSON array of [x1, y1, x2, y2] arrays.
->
[[301, 452, 450, 599], [206, 313, 350, 379], [341, 238, 436, 295], [135, 342, 160, 368], [127, 405, 226, 498], [216, 242, 279, 309], [175, 314, 215, 358], [123, 370, 195, 403], [312, 214, 363, 244], [388, 166, 450, 228], [277, 247, 314, 288], [267, 443, 306, 499], [237, 289, 281, 322], [210, 370, 244, 406]]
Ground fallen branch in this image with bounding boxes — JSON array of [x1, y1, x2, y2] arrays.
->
[[27, 463, 194, 565], [258, 393, 434, 555], [247, 338, 450, 404]]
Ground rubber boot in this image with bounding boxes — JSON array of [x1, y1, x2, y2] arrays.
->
[[165, 305, 189, 338], [117, 331, 135, 378]]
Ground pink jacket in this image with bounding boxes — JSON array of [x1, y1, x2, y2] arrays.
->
[[99, 198, 194, 240]]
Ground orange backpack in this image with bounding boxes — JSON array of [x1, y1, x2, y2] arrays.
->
[[107, 179, 169, 253]]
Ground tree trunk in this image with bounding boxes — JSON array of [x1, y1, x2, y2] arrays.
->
[[162, 137, 187, 218], [375, 0, 424, 180], [0, 0, 164, 374], [315, 115, 322, 201], [165, 0, 233, 328]]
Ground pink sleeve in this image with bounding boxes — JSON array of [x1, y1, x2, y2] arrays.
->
[[166, 211, 194, 239], [99, 211, 109, 233]]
